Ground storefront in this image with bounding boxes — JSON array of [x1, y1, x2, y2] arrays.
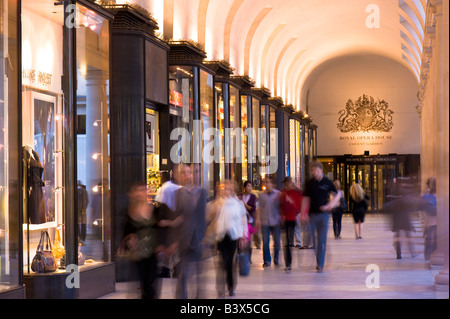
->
[[19, 0, 115, 299], [236, 79, 265, 190], [107, 3, 169, 282], [166, 41, 216, 198], [0, 0, 22, 299]]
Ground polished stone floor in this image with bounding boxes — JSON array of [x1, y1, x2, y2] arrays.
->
[[100, 213, 448, 299]]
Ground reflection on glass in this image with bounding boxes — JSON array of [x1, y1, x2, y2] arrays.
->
[[169, 65, 193, 164], [1, 0, 19, 287], [252, 99, 260, 189], [229, 85, 239, 182], [76, 4, 110, 263], [200, 70, 214, 195], [241, 96, 248, 183], [215, 83, 225, 182]]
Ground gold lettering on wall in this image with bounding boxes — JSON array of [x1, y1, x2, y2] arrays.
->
[[22, 68, 52, 87]]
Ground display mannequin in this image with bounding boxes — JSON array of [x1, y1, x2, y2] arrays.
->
[[23, 145, 46, 224]]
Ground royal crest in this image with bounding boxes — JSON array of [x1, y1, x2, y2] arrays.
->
[[337, 94, 394, 133]]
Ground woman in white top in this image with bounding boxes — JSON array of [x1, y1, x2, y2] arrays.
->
[[215, 180, 248, 298]]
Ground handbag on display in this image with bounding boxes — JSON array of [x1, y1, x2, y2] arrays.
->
[[31, 231, 57, 273], [52, 227, 65, 260]]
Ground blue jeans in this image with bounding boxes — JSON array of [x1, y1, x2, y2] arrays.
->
[[309, 212, 329, 269], [261, 225, 280, 265]]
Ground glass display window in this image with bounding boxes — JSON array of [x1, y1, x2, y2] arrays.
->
[[199, 69, 214, 196], [228, 85, 240, 183], [21, 0, 65, 273], [0, 0, 20, 292], [146, 108, 160, 200], [251, 98, 261, 189], [240, 95, 248, 183], [214, 82, 226, 183], [76, 3, 110, 263], [168, 65, 194, 165]]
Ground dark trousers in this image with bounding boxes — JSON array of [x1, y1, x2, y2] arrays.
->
[[332, 209, 343, 238], [137, 254, 160, 299], [217, 234, 237, 293], [284, 221, 296, 267], [424, 225, 437, 260]]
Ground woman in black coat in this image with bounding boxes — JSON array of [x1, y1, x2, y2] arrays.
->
[[349, 183, 369, 239]]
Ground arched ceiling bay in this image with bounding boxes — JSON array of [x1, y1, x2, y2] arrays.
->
[[142, 0, 426, 111]]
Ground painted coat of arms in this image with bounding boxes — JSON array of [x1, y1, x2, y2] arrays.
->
[[337, 94, 394, 133]]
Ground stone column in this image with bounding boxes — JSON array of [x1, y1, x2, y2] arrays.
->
[[432, 0, 449, 290], [85, 69, 108, 235]]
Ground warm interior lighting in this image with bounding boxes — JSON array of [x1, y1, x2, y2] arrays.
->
[[92, 153, 102, 160]]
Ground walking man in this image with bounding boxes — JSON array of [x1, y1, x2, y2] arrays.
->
[[257, 176, 281, 268], [300, 161, 341, 272]]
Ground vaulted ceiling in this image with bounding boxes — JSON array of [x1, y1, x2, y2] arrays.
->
[[134, 0, 426, 110]]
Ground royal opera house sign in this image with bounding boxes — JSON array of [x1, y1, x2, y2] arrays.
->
[[337, 94, 394, 133]]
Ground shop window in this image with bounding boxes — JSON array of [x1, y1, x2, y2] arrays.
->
[[229, 85, 240, 183], [1, 0, 19, 291], [251, 98, 261, 189], [199, 70, 214, 195], [22, 0, 65, 273], [215, 83, 226, 183], [241, 96, 248, 184], [168, 65, 194, 165], [75, 3, 110, 263], [146, 108, 160, 200]]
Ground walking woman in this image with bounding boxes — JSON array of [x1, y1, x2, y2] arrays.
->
[[331, 180, 346, 239], [240, 181, 257, 263], [215, 180, 248, 297], [349, 183, 369, 239]]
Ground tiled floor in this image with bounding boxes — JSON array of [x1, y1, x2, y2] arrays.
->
[[99, 213, 449, 299]]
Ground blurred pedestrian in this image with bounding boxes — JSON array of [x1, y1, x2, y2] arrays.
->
[[239, 181, 257, 263], [384, 176, 427, 259], [331, 180, 345, 239], [280, 176, 302, 272], [215, 180, 248, 297], [257, 176, 281, 268], [155, 168, 181, 278], [422, 177, 437, 260], [300, 161, 341, 272], [174, 164, 208, 299], [156, 169, 181, 212], [349, 183, 369, 239], [120, 181, 167, 299]]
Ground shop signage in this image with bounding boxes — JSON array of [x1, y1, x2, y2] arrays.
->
[[169, 90, 183, 107], [22, 68, 52, 88], [345, 157, 397, 163]]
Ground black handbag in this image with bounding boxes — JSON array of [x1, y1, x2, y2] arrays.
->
[[31, 231, 57, 273]]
